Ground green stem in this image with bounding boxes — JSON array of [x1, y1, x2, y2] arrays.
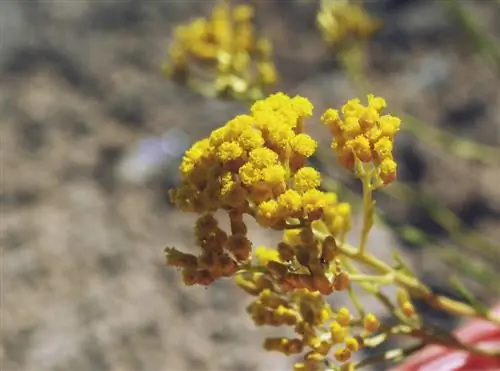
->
[[359, 167, 374, 256], [342, 258, 412, 325], [316, 230, 500, 325], [349, 273, 394, 285], [317, 149, 500, 292], [444, 0, 500, 75], [347, 285, 366, 318]]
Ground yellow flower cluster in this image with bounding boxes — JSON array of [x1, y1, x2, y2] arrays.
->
[[168, 93, 354, 288], [316, 0, 380, 48], [165, 91, 408, 369], [238, 274, 381, 370], [321, 94, 402, 185], [237, 230, 360, 366], [162, 1, 277, 100], [171, 93, 348, 232]]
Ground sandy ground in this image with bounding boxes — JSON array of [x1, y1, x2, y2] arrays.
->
[[2, 1, 500, 371]]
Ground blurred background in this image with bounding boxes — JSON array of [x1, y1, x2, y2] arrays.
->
[[1, 1, 500, 370]]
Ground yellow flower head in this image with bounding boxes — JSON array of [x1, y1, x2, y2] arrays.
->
[[217, 141, 243, 162], [239, 164, 262, 189], [291, 134, 318, 158], [163, 2, 278, 100], [321, 94, 401, 184], [179, 138, 212, 178], [291, 96, 314, 118], [277, 190, 303, 214], [293, 167, 322, 193], [378, 157, 397, 185], [249, 147, 279, 168], [317, 0, 380, 49], [262, 165, 287, 185], [302, 189, 328, 220], [257, 199, 281, 227]]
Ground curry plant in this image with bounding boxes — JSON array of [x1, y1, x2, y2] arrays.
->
[[161, 2, 500, 370]]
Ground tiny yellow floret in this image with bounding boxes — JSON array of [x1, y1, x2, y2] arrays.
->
[[363, 313, 380, 333], [291, 96, 314, 117], [249, 147, 279, 168], [217, 141, 243, 162], [293, 167, 321, 193], [278, 190, 303, 214], [257, 199, 281, 227], [291, 134, 318, 157], [330, 321, 346, 344], [262, 165, 287, 185], [337, 306, 352, 327]]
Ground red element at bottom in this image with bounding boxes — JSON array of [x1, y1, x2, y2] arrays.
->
[[391, 304, 500, 371]]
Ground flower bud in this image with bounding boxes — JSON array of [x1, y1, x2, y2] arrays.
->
[[321, 236, 338, 263], [333, 272, 350, 291], [363, 313, 380, 333], [277, 242, 295, 261]]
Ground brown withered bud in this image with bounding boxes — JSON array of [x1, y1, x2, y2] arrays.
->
[[314, 275, 334, 295], [229, 210, 247, 235], [182, 268, 197, 286], [220, 254, 238, 276], [295, 322, 316, 342], [321, 236, 338, 263], [333, 271, 350, 291], [225, 234, 252, 261], [296, 245, 312, 267], [267, 261, 289, 280], [308, 261, 325, 277], [299, 300, 316, 326], [282, 273, 302, 291], [198, 251, 215, 269], [195, 213, 218, 235], [285, 339, 304, 355], [297, 274, 316, 291], [165, 247, 198, 269], [299, 227, 315, 245], [195, 269, 216, 286], [277, 242, 295, 261], [280, 280, 295, 292], [199, 230, 226, 253]]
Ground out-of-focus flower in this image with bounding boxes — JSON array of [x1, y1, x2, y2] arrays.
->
[[316, 0, 380, 50], [162, 1, 278, 101]]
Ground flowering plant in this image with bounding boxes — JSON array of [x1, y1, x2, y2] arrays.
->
[[159, 1, 500, 369], [164, 93, 500, 370]]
